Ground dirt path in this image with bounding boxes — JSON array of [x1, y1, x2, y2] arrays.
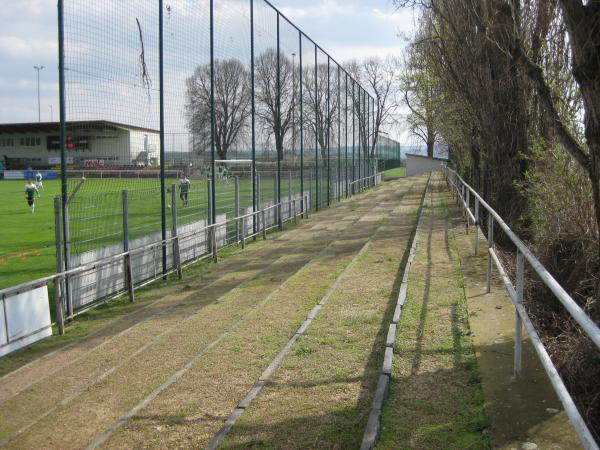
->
[[0, 176, 427, 449]]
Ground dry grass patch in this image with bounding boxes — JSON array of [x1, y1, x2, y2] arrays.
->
[[220, 179, 427, 449]]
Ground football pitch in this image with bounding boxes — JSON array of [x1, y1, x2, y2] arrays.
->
[[0, 175, 291, 290], [0, 168, 402, 291], [0, 178, 240, 290]]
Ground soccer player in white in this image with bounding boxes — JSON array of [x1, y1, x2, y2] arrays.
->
[[35, 171, 43, 190], [25, 179, 41, 214]]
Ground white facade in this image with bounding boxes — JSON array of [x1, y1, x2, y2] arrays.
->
[[0, 121, 159, 167], [405, 154, 449, 177]]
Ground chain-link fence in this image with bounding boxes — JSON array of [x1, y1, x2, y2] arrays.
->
[[55, 0, 401, 314]]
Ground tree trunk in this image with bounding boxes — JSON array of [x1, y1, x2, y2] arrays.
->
[[426, 127, 435, 158]]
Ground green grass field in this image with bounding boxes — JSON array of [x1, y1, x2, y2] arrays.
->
[[0, 173, 320, 290], [0, 166, 396, 291], [384, 166, 406, 178], [0, 180, 62, 289]]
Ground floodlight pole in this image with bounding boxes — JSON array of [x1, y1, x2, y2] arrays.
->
[[34, 65, 45, 122]]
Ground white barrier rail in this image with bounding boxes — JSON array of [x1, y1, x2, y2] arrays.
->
[[444, 166, 599, 450]]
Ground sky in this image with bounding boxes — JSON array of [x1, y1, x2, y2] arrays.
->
[[0, 0, 416, 141]]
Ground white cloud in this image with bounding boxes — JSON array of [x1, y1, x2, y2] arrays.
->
[[0, 36, 57, 60]]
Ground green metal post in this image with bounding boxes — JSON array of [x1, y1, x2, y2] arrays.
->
[[159, 0, 167, 276]]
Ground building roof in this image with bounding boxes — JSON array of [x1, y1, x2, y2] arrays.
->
[[405, 153, 449, 162], [0, 120, 159, 134]]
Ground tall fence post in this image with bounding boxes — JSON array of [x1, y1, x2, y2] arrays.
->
[[207, 179, 212, 254], [514, 250, 524, 378], [158, 0, 167, 279], [474, 197, 479, 256], [487, 213, 493, 293], [53, 196, 65, 335], [235, 176, 240, 243], [122, 190, 135, 302], [171, 184, 182, 279]]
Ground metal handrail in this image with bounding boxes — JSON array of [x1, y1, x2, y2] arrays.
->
[[0, 197, 299, 301], [445, 167, 600, 350], [443, 166, 599, 450]]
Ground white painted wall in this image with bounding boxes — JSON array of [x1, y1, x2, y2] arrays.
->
[[405, 154, 447, 177]]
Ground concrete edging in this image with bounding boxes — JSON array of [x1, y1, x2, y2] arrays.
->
[[359, 173, 431, 450]]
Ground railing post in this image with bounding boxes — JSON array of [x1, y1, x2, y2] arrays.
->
[[514, 250, 524, 378], [122, 190, 135, 302], [474, 197, 479, 256], [240, 217, 246, 249], [171, 184, 182, 280], [486, 213, 493, 293], [235, 176, 240, 243], [288, 170, 292, 219], [261, 210, 267, 239], [304, 195, 309, 219], [276, 171, 282, 230], [293, 198, 297, 224], [211, 225, 218, 262], [464, 187, 469, 234], [53, 196, 65, 335]]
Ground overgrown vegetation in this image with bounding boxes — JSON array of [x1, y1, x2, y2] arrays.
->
[[395, 0, 600, 440]]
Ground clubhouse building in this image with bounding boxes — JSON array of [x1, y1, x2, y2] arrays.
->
[[0, 120, 159, 172]]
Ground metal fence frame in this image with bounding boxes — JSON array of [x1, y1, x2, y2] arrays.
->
[[444, 166, 600, 450], [56, 0, 397, 297]]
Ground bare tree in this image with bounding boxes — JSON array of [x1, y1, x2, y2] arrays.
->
[[302, 61, 338, 161], [347, 56, 400, 158], [185, 58, 251, 160], [255, 49, 297, 161]]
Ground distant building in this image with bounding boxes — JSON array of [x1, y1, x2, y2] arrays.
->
[[405, 153, 449, 177], [0, 120, 159, 170]]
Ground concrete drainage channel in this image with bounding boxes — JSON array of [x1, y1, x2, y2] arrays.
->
[[359, 173, 431, 450]]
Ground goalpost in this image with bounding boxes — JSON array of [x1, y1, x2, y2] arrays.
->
[[214, 159, 253, 177]]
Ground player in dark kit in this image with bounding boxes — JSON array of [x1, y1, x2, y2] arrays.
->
[[179, 176, 191, 207]]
